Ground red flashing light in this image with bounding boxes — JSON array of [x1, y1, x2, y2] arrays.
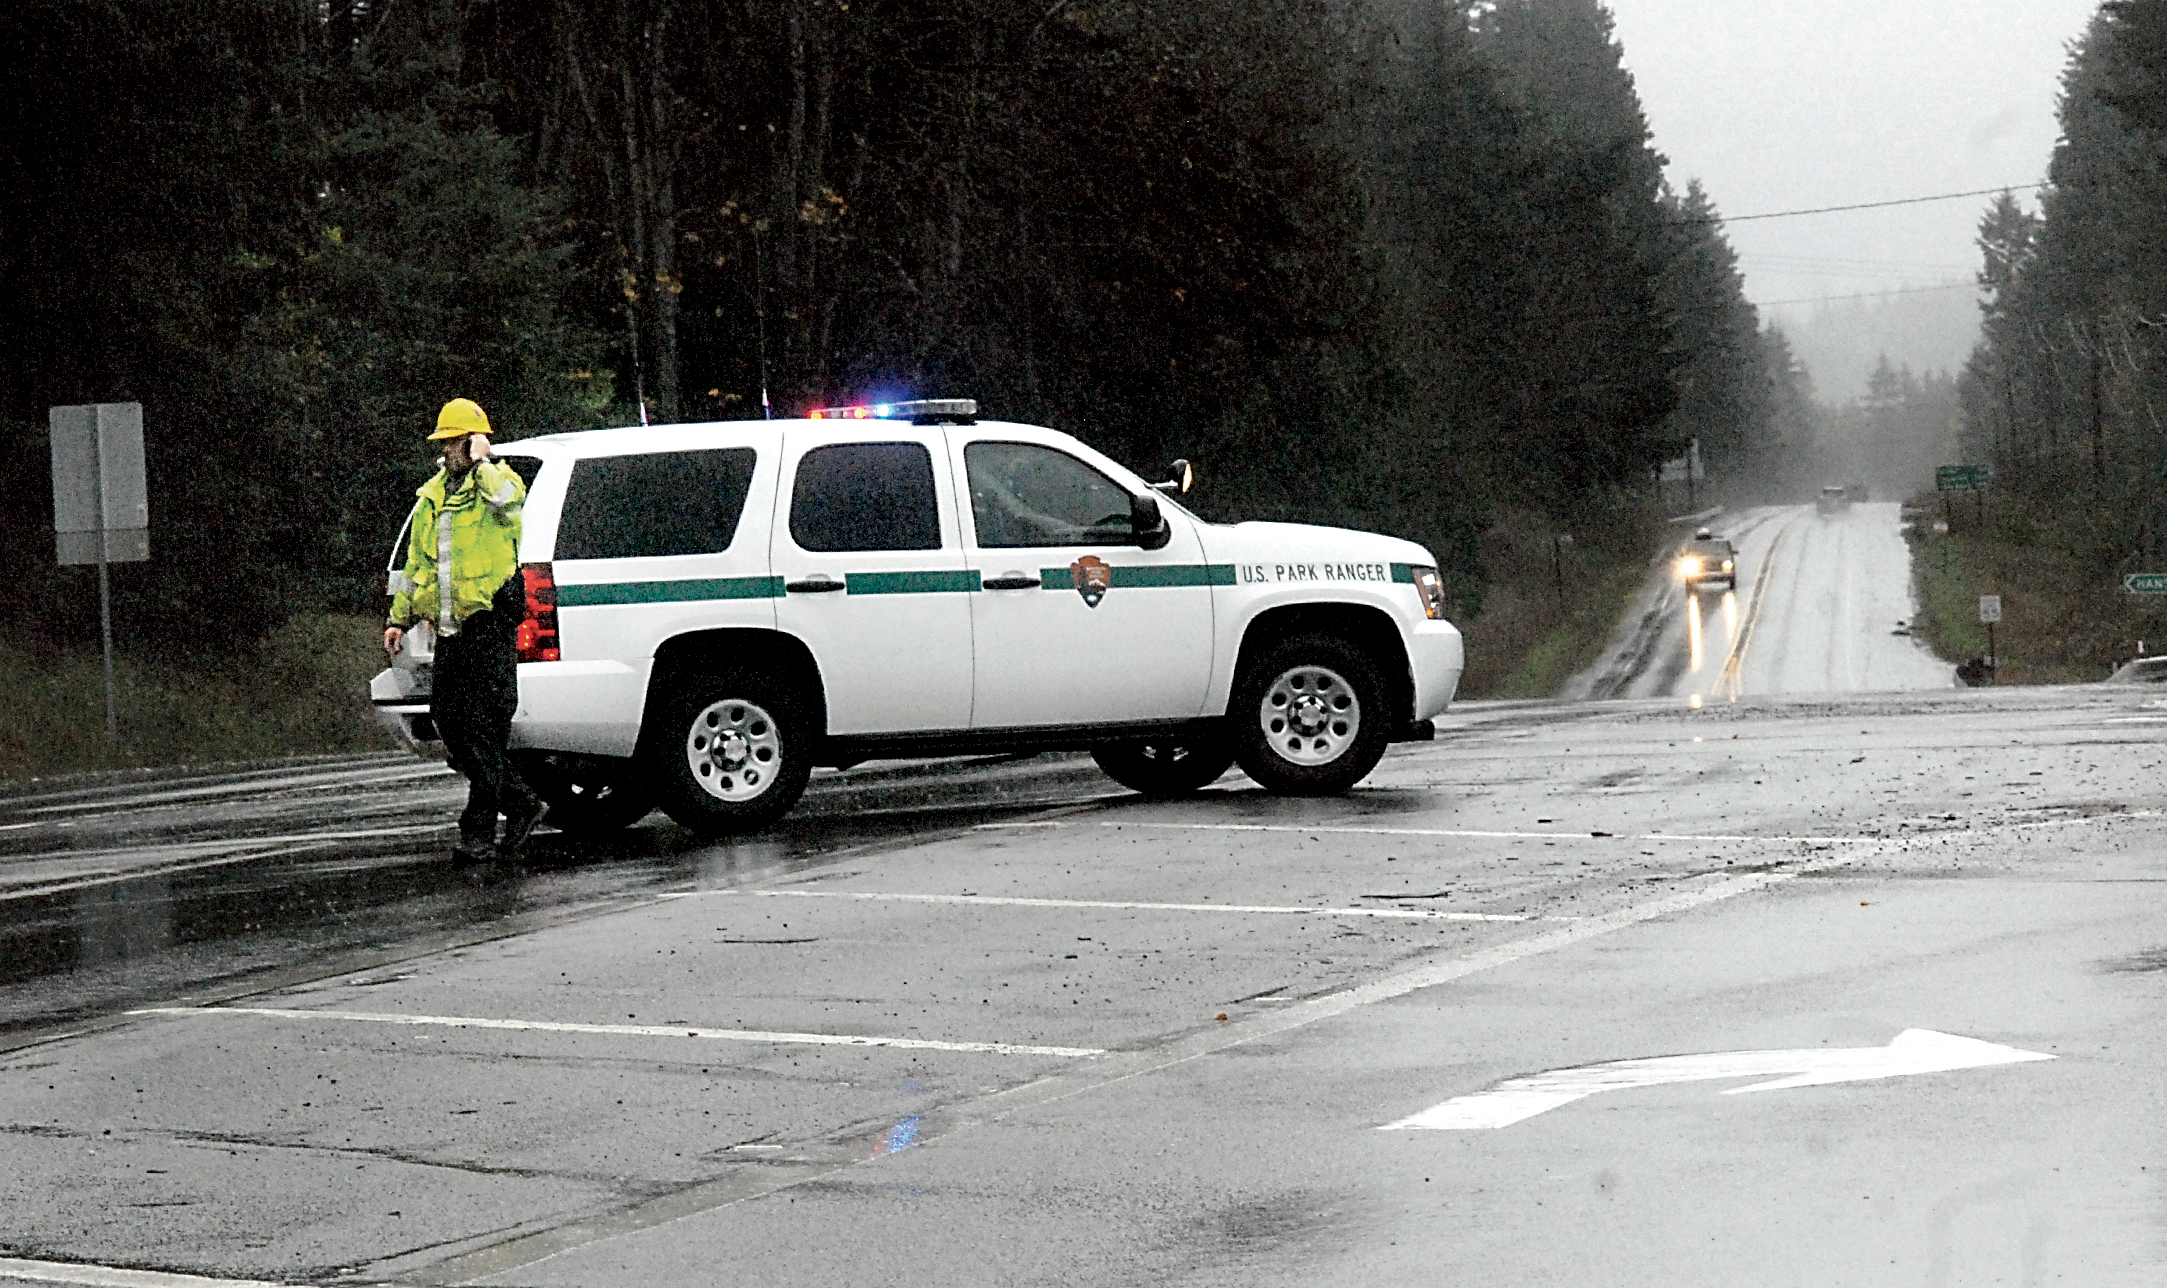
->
[[516, 562, 560, 663]]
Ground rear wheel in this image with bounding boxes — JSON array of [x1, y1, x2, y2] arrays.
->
[[1092, 734, 1235, 798], [1229, 634, 1391, 796], [519, 754, 654, 835], [644, 671, 813, 836]]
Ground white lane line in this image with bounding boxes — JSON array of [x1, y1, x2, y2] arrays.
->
[[0, 1257, 293, 1288], [0, 843, 343, 902], [0, 826, 453, 902], [22, 765, 453, 816], [131, 1007, 1104, 1059], [977, 820, 1878, 845], [2, 824, 450, 866], [662, 888, 1534, 922]]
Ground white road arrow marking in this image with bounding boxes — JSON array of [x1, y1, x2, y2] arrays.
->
[[1382, 1029, 2054, 1130]]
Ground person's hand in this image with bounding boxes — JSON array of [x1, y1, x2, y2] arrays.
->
[[384, 625, 404, 658], [469, 433, 490, 461]]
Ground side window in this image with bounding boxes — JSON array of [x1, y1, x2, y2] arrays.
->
[[789, 442, 942, 552], [555, 448, 756, 560], [965, 441, 1136, 549], [494, 452, 544, 493]]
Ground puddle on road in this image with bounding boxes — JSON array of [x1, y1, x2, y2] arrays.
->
[[2097, 946, 2167, 973], [0, 800, 1085, 1042]]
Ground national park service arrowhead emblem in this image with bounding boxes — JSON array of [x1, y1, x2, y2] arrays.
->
[[1070, 555, 1113, 608]]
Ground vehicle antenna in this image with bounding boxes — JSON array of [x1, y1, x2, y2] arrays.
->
[[754, 225, 772, 420]]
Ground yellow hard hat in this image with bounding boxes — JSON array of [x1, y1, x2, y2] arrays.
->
[[430, 398, 492, 440]]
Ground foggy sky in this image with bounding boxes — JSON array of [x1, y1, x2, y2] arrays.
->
[[1606, 0, 2101, 393]]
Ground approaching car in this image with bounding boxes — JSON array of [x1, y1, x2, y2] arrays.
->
[[371, 400, 1464, 835], [1817, 485, 1850, 516], [1676, 527, 1737, 593]]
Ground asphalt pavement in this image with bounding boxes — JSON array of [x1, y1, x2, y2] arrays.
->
[[1564, 502, 1954, 702], [2, 518, 2163, 1285]]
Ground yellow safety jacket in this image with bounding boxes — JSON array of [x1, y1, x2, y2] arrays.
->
[[387, 460, 526, 634]]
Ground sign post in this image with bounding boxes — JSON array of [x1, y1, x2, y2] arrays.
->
[[50, 402, 150, 747], [1937, 464, 1989, 528], [1978, 594, 2002, 676]]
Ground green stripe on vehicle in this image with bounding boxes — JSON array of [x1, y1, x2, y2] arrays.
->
[[557, 575, 784, 607], [846, 569, 980, 595], [1039, 563, 1234, 590], [1391, 563, 1418, 584]]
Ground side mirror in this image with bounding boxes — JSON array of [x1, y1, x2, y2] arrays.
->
[[1131, 491, 1171, 550], [1152, 459, 1195, 496]]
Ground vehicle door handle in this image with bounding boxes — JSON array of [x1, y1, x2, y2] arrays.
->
[[981, 575, 1042, 591], [785, 577, 847, 594]]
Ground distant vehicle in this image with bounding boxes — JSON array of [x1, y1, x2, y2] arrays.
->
[[1845, 483, 1868, 503], [1677, 527, 1737, 592], [1817, 486, 1850, 516]]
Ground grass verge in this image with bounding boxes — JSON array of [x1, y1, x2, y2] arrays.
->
[[1456, 508, 1664, 699], [1904, 490, 2167, 684], [0, 613, 397, 781]]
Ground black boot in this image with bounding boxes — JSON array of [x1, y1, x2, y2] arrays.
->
[[451, 831, 497, 866], [500, 794, 550, 864]]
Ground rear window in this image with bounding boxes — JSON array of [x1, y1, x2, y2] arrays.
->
[[555, 448, 757, 560], [789, 442, 941, 552]]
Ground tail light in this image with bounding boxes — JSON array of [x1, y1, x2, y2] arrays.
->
[[516, 562, 560, 663]]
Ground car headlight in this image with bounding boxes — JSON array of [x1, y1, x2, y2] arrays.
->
[[1680, 556, 1702, 576], [1722, 559, 1733, 572], [1409, 565, 1445, 620]]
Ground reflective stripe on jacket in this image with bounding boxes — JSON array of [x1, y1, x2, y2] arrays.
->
[[388, 460, 525, 633]]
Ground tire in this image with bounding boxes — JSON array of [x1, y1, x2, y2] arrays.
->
[[1092, 734, 1235, 798], [1229, 633, 1392, 796], [643, 671, 814, 836], [518, 754, 655, 836]]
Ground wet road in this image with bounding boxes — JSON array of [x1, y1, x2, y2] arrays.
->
[[2, 684, 2165, 1286], [1565, 502, 1954, 702], [0, 755, 1118, 1042]]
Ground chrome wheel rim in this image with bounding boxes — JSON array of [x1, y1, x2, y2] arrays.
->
[[684, 699, 782, 802], [1258, 664, 1360, 766]]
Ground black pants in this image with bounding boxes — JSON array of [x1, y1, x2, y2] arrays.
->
[[432, 577, 533, 844]]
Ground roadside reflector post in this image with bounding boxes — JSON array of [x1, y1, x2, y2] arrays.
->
[[50, 402, 150, 750]]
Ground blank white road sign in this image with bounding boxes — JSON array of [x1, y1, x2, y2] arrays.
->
[[50, 402, 148, 565]]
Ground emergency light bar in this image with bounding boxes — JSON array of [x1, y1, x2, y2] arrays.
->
[[808, 398, 979, 421]]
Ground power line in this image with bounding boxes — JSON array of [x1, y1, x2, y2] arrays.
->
[[1750, 282, 1975, 309], [1707, 184, 2046, 224]]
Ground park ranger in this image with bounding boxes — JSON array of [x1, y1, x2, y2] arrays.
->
[[382, 398, 547, 864]]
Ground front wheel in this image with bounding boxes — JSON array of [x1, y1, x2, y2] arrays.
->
[[644, 672, 814, 836], [1092, 735, 1235, 798], [1229, 634, 1392, 796]]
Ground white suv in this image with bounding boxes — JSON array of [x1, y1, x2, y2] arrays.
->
[[371, 401, 1463, 835]]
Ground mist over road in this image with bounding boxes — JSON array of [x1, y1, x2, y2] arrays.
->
[[1567, 501, 1954, 702]]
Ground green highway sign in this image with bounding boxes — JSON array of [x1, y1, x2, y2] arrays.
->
[[1936, 464, 1989, 491], [2126, 573, 2167, 594]]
